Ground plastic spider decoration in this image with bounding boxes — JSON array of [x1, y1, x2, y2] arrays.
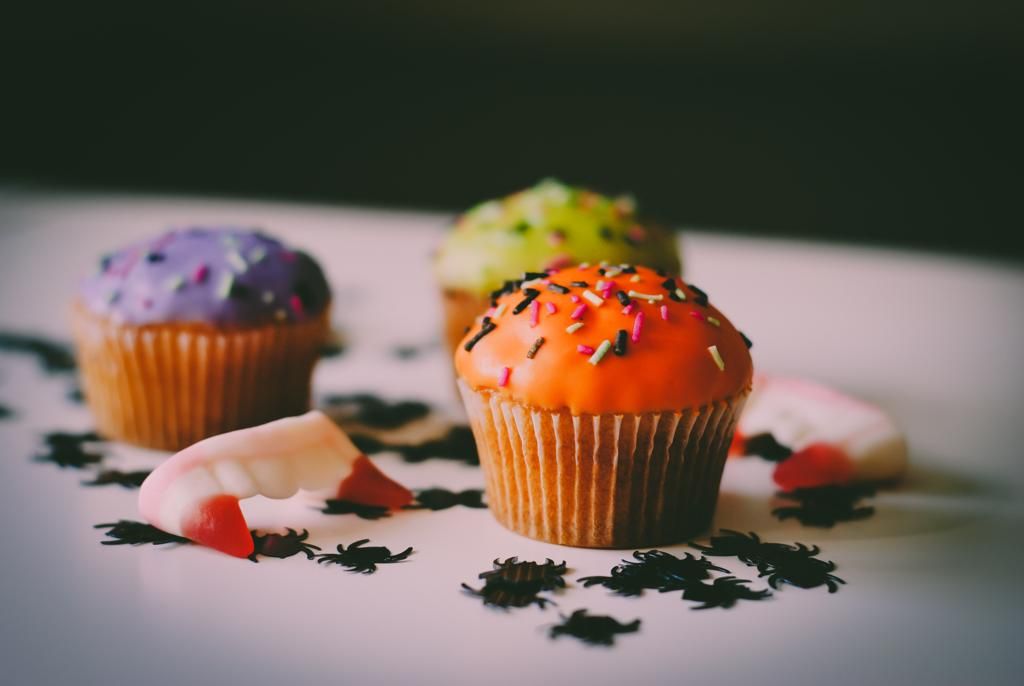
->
[[0, 331, 77, 374], [320, 498, 391, 520], [772, 485, 876, 527], [671, 576, 772, 610], [739, 432, 793, 462], [406, 488, 486, 511], [82, 469, 151, 488], [248, 528, 321, 562], [95, 520, 191, 546], [550, 610, 641, 646], [36, 430, 106, 469], [758, 556, 845, 593], [579, 550, 729, 596], [462, 557, 568, 609], [351, 427, 479, 465], [691, 530, 820, 566], [315, 539, 413, 573], [321, 392, 430, 429]]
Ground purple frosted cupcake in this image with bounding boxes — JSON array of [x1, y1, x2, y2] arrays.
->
[[72, 226, 331, 450]]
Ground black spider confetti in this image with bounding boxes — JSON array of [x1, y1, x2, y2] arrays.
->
[[36, 430, 106, 469], [741, 432, 793, 462], [758, 556, 845, 593], [461, 584, 554, 609], [406, 488, 486, 511], [82, 469, 151, 488], [95, 520, 191, 546], [315, 539, 413, 573], [579, 550, 729, 597], [669, 576, 772, 610], [462, 558, 568, 609], [352, 426, 479, 465], [249, 528, 321, 562], [0, 331, 76, 374], [772, 485, 877, 527], [0, 403, 12, 420], [550, 610, 640, 646], [320, 498, 392, 520], [322, 392, 430, 429]]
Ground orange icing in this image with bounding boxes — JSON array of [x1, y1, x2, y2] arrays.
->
[[454, 265, 753, 415]]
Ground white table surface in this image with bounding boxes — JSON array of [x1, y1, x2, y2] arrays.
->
[[1, 191, 1022, 686]]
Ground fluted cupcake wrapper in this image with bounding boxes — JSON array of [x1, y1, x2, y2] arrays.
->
[[71, 303, 329, 451], [458, 380, 747, 548]]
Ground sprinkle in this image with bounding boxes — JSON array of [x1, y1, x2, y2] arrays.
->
[[498, 366, 511, 387], [145, 251, 165, 263], [578, 262, 590, 269], [521, 278, 546, 290], [628, 290, 664, 302], [529, 300, 540, 327], [631, 311, 645, 342], [614, 330, 628, 356], [280, 250, 297, 263], [600, 285, 614, 300], [217, 273, 235, 299], [672, 288, 688, 302], [523, 271, 548, 281], [582, 290, 604, 307], [513, 288, 540, 314], [689, 310, 705, 321], [661, 278, 677, 290], [569, 294, 581, 304], [570, 304, 588, 320], [599, 260, 610, 267], [621, 303, 635, 315], [484, 306, 496, 317], [493, 303, 507, 317], [603, 267, 622, 278], [275, 309, 288, 321], [660, 304, 669, 320], [595, 280, 611, 291], [740, 331, 753, 349], [547, 282, 570, 294], [192, 263, 209, 284], [262, 290, 275, 304], [708, 345, 725, 371], [248, 245, 268, 263], [226, 251, 248, 274], [545, 302, 557, 314], [577, 344, 595, 355], [627, 225, 647, 242], [571, 281, 589, 288], [621, 265, 637, 274], [464, 319, 497, 351], [566, 322, 584, 334], [629, 274, 642, 283], [527, 337, 546, 359], [99, 254, 114, 272], [599, 226, 614, 241], [164, 275, 185, 292], [706, 316, 721, 327], [615, 291, 631, 307], [588, 340, 612, 365], [105, 290, 120, 305], [289, 294, 305, 317], [688, 283, 709, 306]]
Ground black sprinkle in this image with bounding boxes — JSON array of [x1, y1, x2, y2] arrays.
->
[[99, 254, 114, 271], [621, 265, 637, 274], [0, 331, 77, 373], [547, 282, 570, 294], [321, 499, 392, 520], [523, 272, 548, 281], [464, 320, 497, 351], [772, 485, 876, 528], [571, 281, 589, 288], [550, 610, 640, 646], [660, 278, 677, 291], [512, 289, 540, 314], [405, 488, 486, 511], [249, 528, 321, 562], [739, 331, 753, 349], [145, 251, 165, 263], [614, 330, 628, 356], [527, 337, 546, 359], [654, 268, 667, 277], [599, 226, 614, 241], [615, 291, 631, 306], [83, 469, 150, 488], [687, 283, 709, 306], [95, 521, 191, 547], [742, 433, 793, 462]]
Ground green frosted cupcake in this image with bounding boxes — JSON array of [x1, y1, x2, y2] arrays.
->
[[434, 179, 682, 355]]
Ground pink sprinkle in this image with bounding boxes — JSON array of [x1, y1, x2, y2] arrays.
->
[[577, 344, 595, 355], [541, 278, 551, 285], [570, 294, 581, 303], [529, 300, 540, 327], [689, 310, 705, 321], [660, 304, 669, 320], [596, 280, 610, 291], [545, 302, 557, 314], [484, 306, 496, 317], [600, 286, 614, 299], [547, 230, 567, 246], [289, 294, 304, 317], [632, 311, 645, 343], [280, 250, 297, 263], [498, 366, 511, 387], [570, 304, 587, 320], [628, 225, 647, 242], [192, 263, 209, 284], [621, 303, 635, 316]]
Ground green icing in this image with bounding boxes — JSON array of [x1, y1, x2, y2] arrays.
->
[[435, 179, 682, 294]]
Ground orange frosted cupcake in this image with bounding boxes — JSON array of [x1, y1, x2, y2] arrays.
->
[[454, 264, 753, 547]]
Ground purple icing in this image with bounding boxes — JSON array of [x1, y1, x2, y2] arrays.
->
[[79, 227, 330, 326]]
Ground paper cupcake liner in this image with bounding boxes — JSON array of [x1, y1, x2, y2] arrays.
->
[[71, 303, 329, 451], [440, 288, 491, 358], [458, 380, 747, 548]]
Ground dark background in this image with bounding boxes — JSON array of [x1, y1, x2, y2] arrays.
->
[[3, 2, 1022, 260]]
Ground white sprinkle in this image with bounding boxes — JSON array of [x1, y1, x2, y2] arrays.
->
[[628, 290, 664, 302], [630, 274, 642, 283], [578, 262, 590, 269], [275, 309, 288, 321], [674, 288, 687, 301], [588, 340, 612, 366], [165, 275, 184, 292], [521, 278, 546, 290], [262, 290, 275, 304], [493, 303, 507, 317], [582, 290, 604, 307], [248, 245, 268, 263], [566, 322, 584, 334], [217, 273, 234, 299], [706, 316, 721, 327], [226, 251, 248, 274], [708, 345, 725, 371], [603, 267, 622, 278]]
